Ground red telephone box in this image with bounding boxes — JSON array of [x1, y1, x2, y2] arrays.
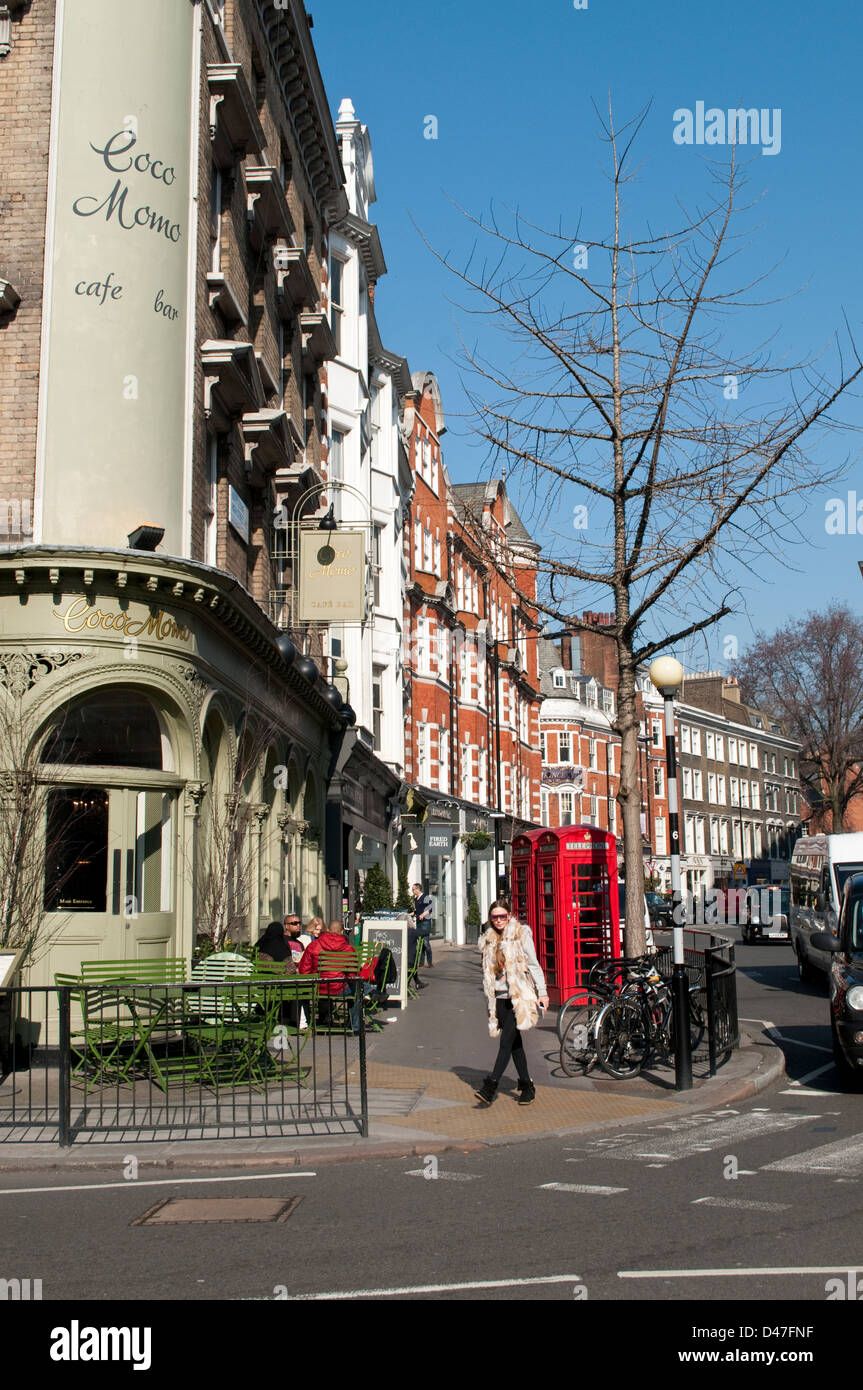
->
[[511, 826, 621, 1005]]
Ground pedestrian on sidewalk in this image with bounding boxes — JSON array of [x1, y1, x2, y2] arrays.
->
[[474, 899, 549, 1106], [411, 882, 434, 967]]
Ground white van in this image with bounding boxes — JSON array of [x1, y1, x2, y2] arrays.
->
[[790, 833, 863, 983]]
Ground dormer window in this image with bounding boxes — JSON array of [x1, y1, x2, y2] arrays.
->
[[553, 671, 566, 689]]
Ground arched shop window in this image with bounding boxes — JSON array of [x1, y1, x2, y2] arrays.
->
[[41, 691, 170, 914], [41, 690, 163, 769]]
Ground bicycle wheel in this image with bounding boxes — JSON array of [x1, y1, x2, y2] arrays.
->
[[597, 998, 649, 1079], [558, 987, 603, 1043], [667, 992, 706, 1053], [688, 993, 706, 1051], [559, 995, 602, 1076]]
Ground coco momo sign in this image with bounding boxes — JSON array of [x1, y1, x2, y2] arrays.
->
[[38, 0, 196, 555], [298, 531, 366, 623]]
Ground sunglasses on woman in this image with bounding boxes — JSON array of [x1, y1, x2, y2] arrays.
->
[[490, 912, 508, 921]]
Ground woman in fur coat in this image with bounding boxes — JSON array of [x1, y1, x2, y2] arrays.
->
[[475, 899, 549, 1106]]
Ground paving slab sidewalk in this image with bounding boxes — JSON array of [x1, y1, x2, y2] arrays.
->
[[0, 942, 784, 1172]]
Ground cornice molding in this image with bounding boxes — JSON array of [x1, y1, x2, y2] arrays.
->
[[335, 211, 387, 283], [0, 548, 344, 730], [256, 1, 348, 221]]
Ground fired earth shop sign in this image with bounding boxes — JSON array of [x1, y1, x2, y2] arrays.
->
[[37, 0, 196, 555]]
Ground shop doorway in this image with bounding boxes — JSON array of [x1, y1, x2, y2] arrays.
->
[[37, 688, 180, 983], [44, 784, 176, 966]]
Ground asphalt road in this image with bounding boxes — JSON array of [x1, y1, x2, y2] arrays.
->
[[3, 931, 861, 1322]]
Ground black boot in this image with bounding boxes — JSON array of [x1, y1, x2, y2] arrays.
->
[[517, 1078, 536, 1105], [474, 1076, 498, 1106]]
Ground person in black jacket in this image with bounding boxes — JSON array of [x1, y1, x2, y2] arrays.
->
[[411, 883, 434, 968]]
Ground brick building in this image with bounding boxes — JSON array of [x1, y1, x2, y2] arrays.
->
[[538, 624, 671, 888], [537, 620, 804, 895], [401, 373, 543, 942], [679, 673, 804, 889], [0, 0, 398, 988]]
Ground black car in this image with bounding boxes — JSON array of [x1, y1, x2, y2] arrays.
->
[[813, 872, 863, 1089], [740, 884, 791, 945], [645, 892, 674, 929]]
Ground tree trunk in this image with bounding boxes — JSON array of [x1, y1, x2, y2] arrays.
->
[[616, 653, 647, 957]]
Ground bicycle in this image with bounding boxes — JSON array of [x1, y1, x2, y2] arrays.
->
[[557, 956, 648, 1042], [596, 968, 705, 1079], [558, 956, 659, 1077]]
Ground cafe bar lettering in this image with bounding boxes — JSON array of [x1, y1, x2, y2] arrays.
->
[[71, 125, 183, 321]]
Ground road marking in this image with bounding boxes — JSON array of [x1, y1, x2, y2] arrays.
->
[[539, 1183, 627, 1195], [287, 1274, 584, 1300], [782, 1060, 836, 1090], [619, 1265, 861, 1280], [763, 1133, 863, 1176], [691, 1197, 791, 1211], [591, 1111, 816, 1163], [404, 1170, 479, 1182], [778, 1089, 837, 1097], [772, 1036, 832, 1055], [0, 1172, 317, 1197]]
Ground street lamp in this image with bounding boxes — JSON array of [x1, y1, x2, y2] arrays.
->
[[649, 655, 692, 1092]]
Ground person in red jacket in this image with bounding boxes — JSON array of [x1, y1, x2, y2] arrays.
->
[[298, 929, 361, 1028]]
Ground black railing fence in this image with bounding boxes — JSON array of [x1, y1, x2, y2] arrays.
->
[[0, 980, 369, 1147], [654, 928, 739, 1075]]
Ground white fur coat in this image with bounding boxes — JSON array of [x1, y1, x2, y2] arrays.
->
[[480, 918, 542, 1037]]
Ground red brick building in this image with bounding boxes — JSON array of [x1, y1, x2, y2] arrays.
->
[[538, 623, 671, 886], [401, 373, 543, 941]]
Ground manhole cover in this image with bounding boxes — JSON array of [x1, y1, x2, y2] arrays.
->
[[132, 1196, 302, 1226]]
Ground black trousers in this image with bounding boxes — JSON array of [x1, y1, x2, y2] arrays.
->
[[490, 998, 531, 1083]]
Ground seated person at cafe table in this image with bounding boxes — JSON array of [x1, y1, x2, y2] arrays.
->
[[296, 916, 324, 950], [283, 912, 305, 961], [298, 926, 368, 1031], [256, 921, 298, 968]]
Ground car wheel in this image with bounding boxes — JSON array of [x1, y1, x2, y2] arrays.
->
[[831, 1016, 863, 1091], [796, 945, 819, 987]]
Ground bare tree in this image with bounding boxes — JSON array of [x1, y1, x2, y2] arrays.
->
[[193, 707, 281, 954], [0, 691, 76, 968], [429, 106, 862, 952], [733, 605, 863, 832]]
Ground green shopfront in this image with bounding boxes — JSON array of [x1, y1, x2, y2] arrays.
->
[[0, 549, 339, 1000]]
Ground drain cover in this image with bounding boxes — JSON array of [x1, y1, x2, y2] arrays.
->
[[132, 1196, 302, 1226]]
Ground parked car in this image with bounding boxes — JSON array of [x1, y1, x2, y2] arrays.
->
[[645, 892, 674, 930], [790, 833, 863, 984], [812, 872, 863, 1089], [740, 885, 790, 945]]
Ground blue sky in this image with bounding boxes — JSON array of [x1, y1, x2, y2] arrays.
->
[[313, 0, 863, 667]]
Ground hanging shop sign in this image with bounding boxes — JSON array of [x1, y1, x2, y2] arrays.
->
[[298, 530, 366, 622]]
